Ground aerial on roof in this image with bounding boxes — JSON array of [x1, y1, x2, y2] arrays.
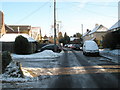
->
[[108, 20, 120, 30], [0, 34, 36, 42]]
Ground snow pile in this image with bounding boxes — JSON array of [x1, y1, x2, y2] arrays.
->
[[1, 76, 33, 82], [2, 61, 24, 78], [0, 60, 38, 82], [1, 74, 38, 83], [12, 50, 63, 59], [110, 49, 120, 56]]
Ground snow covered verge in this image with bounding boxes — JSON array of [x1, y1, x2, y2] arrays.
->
[[99, 49, 120, 56], [1, 50, 64, 83], [11, 50, 64, 59], [99, 49, 120, 63], [0, 60, 38, 83]]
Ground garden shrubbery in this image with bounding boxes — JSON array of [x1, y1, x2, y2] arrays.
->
[[102, 31, 120, 50], [14, 35, 30, 54], [2, 51, 12, 73]]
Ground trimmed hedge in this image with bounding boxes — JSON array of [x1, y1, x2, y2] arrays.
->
[[14, 35, 30, 54], [102, 31, 120, 49]]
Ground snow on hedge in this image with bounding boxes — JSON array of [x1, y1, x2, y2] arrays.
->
[[11, 50, 63, 59]]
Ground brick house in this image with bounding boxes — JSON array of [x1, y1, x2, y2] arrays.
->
[[29, 27, 42, 41], [82, 24, 108, 47], [0, 11, 6, 38], [6, 25, 31, 34]]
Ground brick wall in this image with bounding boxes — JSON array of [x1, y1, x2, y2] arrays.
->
[[0, 11, 6, 38]]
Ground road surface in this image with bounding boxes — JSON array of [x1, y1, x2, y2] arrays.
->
[[47, 49, 120, 88]]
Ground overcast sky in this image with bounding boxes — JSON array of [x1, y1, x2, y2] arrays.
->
[[0, 0, 119, 36]]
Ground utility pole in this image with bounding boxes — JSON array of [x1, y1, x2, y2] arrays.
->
[[81, 24, 83, 35], [54, 0, 57, 51]]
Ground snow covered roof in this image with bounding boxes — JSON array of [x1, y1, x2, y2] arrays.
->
[[89, 25, 107, 35], [70, 37, 79, 41], [0, 34, 36, 42], [82, 31, 90, 37], [82, 25, 107, 37], [108, 20, 120, 30]]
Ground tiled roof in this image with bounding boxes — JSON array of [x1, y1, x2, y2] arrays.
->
[[5, 24, 14, 32], [82, 25, 108, 37], [108, 20, 120, 30], [89, 25, 107, 35]]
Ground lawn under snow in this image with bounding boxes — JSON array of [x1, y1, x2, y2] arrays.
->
[[1, 50, 64, 84], [11, 50, 63, 59]]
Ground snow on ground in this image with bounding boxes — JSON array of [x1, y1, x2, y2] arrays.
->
[[99, 49, 120, 63], [100, 49, 120, 56], [11, 50, 64, 59], [1, 75, 37, 82], [1, 50, 64, 84]]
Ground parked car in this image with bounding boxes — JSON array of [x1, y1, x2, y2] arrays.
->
[[83, 40, 99, 56], [39, 44, 62, 53], [67, 44, 73, 48], [64, 44, 69, 48], [73, 44, 81, 50]]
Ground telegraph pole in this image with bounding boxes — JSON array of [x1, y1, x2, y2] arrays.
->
[[54, 0, 57, 51], [81, 24, 83, 35]]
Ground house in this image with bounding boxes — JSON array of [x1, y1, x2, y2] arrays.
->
[[107, 20, 120, 48], [82, 29, 91, 42], [5, 24, 14, 33], [0, 34, 37, 53], [29, 27, 42, 41], [70, 37, 81, 44], [82, 24, 108, 47], [6, 25, 31, 34], [0, 11, 6, 38], [108, 20, 120, 32]]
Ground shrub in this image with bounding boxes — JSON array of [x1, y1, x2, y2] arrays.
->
[[2, 51, 12, 73], [14, 35, 30, 54], [102, 32, 116, 50]]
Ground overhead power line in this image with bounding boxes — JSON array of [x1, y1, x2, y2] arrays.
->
[[86, 3, 118, 7], [84, 8, 117, 18], [15, 0, 51, 24], [69, 2, 117, 19], [71, 2, 118, 7]]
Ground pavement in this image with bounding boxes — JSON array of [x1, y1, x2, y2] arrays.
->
[[100, 49, 120, 63]]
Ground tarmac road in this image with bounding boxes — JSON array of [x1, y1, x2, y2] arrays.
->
[[47, 49, 120, 88]]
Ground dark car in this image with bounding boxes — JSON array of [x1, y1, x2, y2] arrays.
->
[[40, 44, 62, 53], [72, 44, 80, 50]]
